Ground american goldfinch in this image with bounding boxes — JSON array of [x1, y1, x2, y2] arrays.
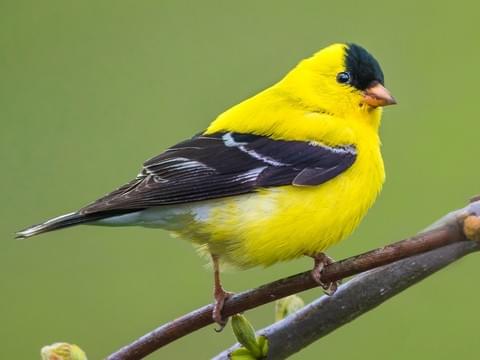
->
[[17, 43, 395, 326]]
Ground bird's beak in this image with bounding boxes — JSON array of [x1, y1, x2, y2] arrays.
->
[[362, 81, 397, 108]]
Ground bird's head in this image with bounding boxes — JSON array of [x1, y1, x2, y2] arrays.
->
[[279, 43, 396, 122]]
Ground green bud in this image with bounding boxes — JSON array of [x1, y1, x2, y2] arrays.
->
[[231, 314, 262, 358], [257, 336, 269, 356], [230, 347, 257, 360], [41, 342, 87, 360], [275, 295, 305, 322]]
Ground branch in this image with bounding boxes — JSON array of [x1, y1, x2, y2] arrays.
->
[[106, 200, 480, 360], [214, 241, 479, 359]]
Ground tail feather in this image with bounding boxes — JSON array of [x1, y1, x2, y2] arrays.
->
[[15, 212, 110, 239]]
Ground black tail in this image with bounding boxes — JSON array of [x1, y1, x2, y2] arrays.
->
[[15, 212, 112, 239]]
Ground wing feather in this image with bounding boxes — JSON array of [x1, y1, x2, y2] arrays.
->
[[79, 132, 356, 215]]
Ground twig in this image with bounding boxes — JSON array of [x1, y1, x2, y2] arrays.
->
[[106, 200, 480, 360], [214, 241, 479, 359]]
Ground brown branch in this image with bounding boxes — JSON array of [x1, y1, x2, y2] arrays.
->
[[214, 241, 480, 359], [106, 200, 480, 360]]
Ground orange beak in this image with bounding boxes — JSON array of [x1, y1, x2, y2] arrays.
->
[[362, 81, 397, 108]]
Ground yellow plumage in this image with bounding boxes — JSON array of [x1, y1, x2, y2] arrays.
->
[[172, 43, 386, 268]]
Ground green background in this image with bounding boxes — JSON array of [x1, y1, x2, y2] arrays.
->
[[1, 1, 479, 359]]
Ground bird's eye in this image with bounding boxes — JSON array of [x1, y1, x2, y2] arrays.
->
[[336, 72, 351, 84]]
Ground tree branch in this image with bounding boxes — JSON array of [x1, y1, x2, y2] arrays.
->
[[214, 241, 479, 359], [106, 200, 480, 360]]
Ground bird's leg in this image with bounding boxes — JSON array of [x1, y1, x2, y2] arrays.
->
[[308, 252, 340, 296], [211, 254, 233, 331]]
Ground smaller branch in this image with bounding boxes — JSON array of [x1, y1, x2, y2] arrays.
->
[[106, 201, 480, 360], [214, 241, 479, 359]]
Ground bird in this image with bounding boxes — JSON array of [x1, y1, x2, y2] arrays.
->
[[16, 43, 396, 328]]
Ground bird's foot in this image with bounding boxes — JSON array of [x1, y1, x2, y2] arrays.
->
[[310, 253, 340, 296], [213, 287, 234, 332]]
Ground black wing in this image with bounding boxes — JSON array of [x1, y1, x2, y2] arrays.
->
[[79, 132, 356, 215]]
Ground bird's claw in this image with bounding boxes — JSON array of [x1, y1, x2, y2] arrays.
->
[[213, 289, 234, 332], [310, 253, 340, 296]]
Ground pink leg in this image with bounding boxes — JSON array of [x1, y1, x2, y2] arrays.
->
[[211, 254, 233, 331], [309, 253, 340, 296]]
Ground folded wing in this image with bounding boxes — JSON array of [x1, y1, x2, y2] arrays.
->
[[79, 132, 357, 215]]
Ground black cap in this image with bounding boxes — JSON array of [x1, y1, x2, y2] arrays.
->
[[345, 44, 385, 90]]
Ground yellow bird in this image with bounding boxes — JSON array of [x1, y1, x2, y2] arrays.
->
[[16, 43, 396, 327]]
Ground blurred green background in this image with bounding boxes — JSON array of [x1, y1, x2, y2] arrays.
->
[[1, 1, 479, 359]]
